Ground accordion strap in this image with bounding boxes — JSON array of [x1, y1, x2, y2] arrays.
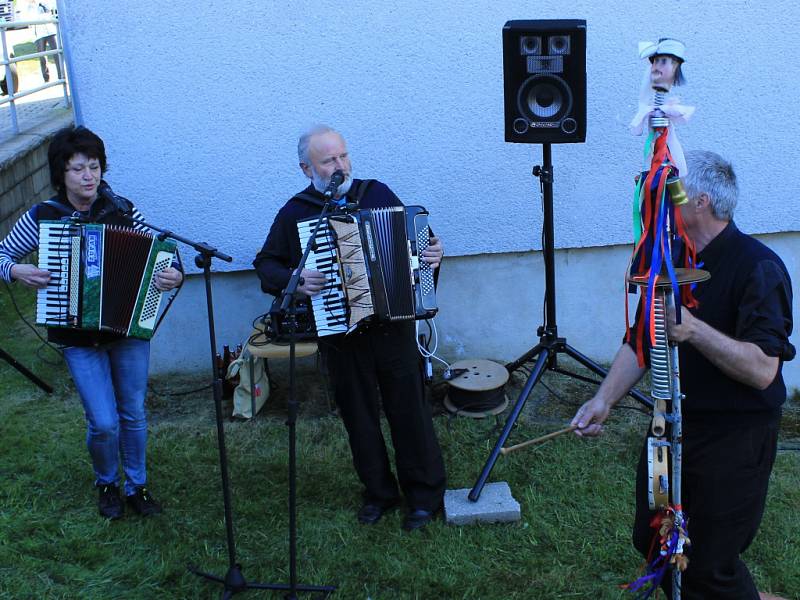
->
[[352, 179, 373, 206], [39, 198, 128, 224], [40, 199, 76, 218]]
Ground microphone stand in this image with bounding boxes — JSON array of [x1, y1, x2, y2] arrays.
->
[[263, 193, 340, 599], [122, 185, 336, 596], [119, 213, 286, 598]]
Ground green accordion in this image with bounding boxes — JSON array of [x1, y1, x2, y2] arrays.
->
[[36, 220, 178, 340]]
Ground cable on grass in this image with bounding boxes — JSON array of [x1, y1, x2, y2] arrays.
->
[[148, 382, 212, 397], [2, 279, 63, 361]]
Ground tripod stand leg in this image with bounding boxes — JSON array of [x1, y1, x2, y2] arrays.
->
[[504, 342, 546, 374], [468, 346, 550, 502], [563, 343, 652, 409], [0, 347, 53, 393]]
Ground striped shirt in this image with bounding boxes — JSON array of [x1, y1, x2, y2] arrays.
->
[[0, 202, 146, 282]]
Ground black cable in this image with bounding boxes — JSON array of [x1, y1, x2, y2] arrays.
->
[[424, 319, 433, 352], [447, 387, 507, 414], [36, 342, 63, 367], [2, 279, 64, 359], [539, 378, 651, 417], [148, 382, 213, 397], [539, 380, 566, 403]]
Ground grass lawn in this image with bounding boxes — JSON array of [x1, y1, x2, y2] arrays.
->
[[1, 281, 798, 599]]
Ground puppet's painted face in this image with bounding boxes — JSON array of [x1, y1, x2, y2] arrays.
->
[[650, 55, 679, 89]]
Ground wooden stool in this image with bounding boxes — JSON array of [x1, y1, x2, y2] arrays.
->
[[244, 324, 317, 418]]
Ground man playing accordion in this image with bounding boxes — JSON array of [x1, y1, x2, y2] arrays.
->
[[253, 124, 446, 531]]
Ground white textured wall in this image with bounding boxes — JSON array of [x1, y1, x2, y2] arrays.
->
[[56, 1, 800, 387], [59, 1, 800, 264]]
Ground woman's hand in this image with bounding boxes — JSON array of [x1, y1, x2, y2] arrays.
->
[[155, 267, 183, 291], [10, 264, 51, 289]]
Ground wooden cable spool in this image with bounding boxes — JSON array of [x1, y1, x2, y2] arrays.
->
[[443, 359, 509, 418]]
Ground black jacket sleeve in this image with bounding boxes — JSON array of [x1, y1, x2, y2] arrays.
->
[[253, 206, 296, 295]]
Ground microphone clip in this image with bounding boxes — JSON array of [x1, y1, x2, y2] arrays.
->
[[333, 200, 358, 213], [322, 170, 345, 199]]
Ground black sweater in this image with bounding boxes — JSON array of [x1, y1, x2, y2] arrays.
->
[[253, 179, 402, 295]]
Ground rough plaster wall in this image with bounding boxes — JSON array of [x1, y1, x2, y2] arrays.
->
[[59, 1, 799, 273], [150, 232, 800, 390]]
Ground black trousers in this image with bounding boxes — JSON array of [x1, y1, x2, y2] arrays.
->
[[320, 321, 446, 511], [633, 419, 779, 599]]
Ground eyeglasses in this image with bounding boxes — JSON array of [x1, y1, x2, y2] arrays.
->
[[65, 163, 101, 174]]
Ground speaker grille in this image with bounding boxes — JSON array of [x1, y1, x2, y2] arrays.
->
[[527, 55, 563, 74], [518, 74, 572, 122]]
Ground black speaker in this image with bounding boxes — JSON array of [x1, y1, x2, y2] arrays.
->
[[503, 19, 586, 144]]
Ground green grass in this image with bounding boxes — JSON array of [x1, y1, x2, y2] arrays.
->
[[6, 40, 58, 80], [1, 282, 798, 599], [12, 41, 37, 59]]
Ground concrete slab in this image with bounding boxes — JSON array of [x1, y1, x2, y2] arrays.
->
[[444, 481, 521, 525]]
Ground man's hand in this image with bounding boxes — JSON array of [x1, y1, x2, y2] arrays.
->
[[666, 303, 696, 343], [155, 267, 183, 291], [667, 301, 779, 390], [295, 268, 326, 296], [570, 396, 612, 437], [569, 344, 647, 438], [10, 264, 51, 289], [422, 236, 443, 270]]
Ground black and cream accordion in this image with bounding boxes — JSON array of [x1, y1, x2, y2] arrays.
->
[[36, 220, 177, 340], [296, 205, 437, 336]]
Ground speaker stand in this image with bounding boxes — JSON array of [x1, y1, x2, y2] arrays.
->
[[468, 143, 652, 502]]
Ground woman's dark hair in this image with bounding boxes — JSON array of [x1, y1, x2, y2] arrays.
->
[[47, 125, 108, 192]]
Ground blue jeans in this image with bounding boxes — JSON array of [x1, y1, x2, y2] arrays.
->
[[63, 338, 151, 496]]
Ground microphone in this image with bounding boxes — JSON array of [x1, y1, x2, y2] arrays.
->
[[97, 181, 133, 215], [322, 170, 345, 199]]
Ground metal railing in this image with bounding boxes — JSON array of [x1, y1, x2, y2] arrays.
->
[[0, 14, 71, 134]]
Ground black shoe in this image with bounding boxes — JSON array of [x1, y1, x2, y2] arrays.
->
[[402, 508, 436, 531], [126, 486, 163, 516], [357, 501, 397, 525], [97, 483, 124, 520]]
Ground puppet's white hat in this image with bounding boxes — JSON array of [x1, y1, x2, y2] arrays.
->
[[638, 38, 686, 62]]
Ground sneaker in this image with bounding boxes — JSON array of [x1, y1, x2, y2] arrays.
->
[[97, 483, 124, 520], [126, 486, 163, 516]]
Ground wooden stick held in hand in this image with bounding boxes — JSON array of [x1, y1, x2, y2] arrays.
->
[[500, 425, 578, 456]]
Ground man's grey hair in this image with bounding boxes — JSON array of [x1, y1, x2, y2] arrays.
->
[[297, 124, 342, 165], [683, 150, 738, 220]]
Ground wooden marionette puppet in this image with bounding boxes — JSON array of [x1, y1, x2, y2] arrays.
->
[[624, 38, 708, 600], [627, 38, 699, 367]]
